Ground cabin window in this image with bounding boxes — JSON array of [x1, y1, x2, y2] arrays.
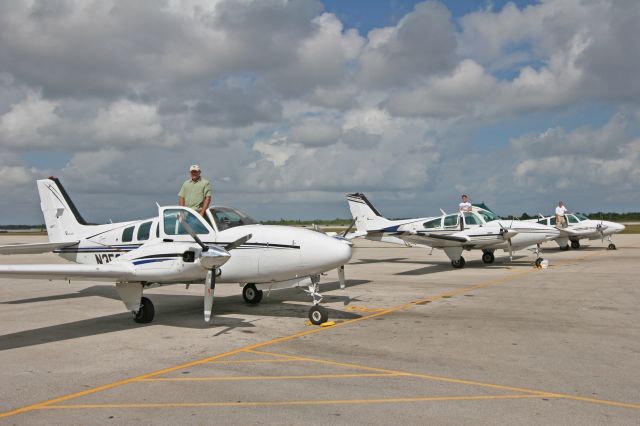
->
[[137, 221, 152, 241], [550, 217, 557, 225], [122, 226, 134, 243], [163, 209, 209, 235], [537, 219, 548, 225], [423, 218, 441, 229], [443, 214, 459, 228]]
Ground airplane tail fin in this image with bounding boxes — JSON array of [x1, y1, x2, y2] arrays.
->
[[37, 177, 92, 242], [346, 192, 393, 232]]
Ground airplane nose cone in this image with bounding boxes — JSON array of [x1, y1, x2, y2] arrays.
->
[[299, 230, 353, 273]]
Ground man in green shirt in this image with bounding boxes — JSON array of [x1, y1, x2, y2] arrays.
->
[[178, 165, 212, 216]]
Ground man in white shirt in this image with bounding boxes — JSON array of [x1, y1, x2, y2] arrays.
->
[[459, 194, 472, 212], [555, 201, 568, 228]]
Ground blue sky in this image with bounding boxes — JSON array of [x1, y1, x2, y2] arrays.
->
[[0, 0, 638, 224]]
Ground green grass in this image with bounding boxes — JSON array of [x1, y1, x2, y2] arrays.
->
[[620, 224, 640, 234]]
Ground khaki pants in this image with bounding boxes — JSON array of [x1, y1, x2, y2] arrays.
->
[[556, 215, 565, 228]]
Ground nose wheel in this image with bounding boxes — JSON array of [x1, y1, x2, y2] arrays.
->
[[308, 305, 328, 325], [133, 296, 155, 324], [481, 251, 494, 264], [571, 240, 581, 249], [607, 243, 617, 250]]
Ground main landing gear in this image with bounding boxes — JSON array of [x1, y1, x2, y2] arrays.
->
[[481, 250, 495, 264], [451, 257, 466, 269], [242, 283, 263, 304], [134, 296, 155, 324], [571, 240, 581, 249], [607, 243, 617, 250]]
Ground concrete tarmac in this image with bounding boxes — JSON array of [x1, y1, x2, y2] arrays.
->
[[1, 234, 639, 424]]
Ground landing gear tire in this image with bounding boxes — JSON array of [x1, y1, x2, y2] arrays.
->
[[242, 284, 263, 304], [482, 252, 495, 264], [133, 297, 154, 324], [607, 243, 616, 250], [535, 258, 544, 268], [560, 245, 570, 251], [571, 240, 581, 249], [451, 257, 466, 269], [309, 305, 328, 325]]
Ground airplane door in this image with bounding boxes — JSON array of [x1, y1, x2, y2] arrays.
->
[[158, 206, 216, 242]]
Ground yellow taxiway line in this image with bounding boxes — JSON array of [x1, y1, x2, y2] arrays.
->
[[39, 394, 548, 410]]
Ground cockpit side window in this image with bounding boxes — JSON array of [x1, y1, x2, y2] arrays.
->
[[566, 215, 579, 224], [537, 219, 548, 225], [163, 209, 210, 235], [463, 212, 482, 225], [211, 207, 257, 231], [423, 218, 441, 229], [443, 214, 459, 228]]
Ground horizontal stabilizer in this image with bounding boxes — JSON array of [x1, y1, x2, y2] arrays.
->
[[0, 241, 80, 255], [0, 263, 135, 281]]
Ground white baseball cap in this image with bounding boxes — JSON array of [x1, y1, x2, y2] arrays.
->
[[189, 164, 201, 172]]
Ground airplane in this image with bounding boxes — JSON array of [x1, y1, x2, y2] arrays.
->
[[0, 178, 353, 325], [346, 193, 560, 268], [527, 212, 625, 250]]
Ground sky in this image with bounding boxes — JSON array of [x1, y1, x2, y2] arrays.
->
[[1, 0, 639, 224]]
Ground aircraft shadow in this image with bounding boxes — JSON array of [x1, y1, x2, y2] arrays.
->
[[0, 280, 369, 351]]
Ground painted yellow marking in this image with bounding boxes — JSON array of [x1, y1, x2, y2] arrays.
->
[[320, 321, 335, 327], [346, 306, 386, 313], [140, 373, 401, 382], [206, 358, 306, 364], [249, 350, 640, 410], [40, 394, 547, 410]]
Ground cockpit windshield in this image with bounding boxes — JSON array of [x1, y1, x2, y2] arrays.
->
[[210, 207, 257, 231], [476, 209, 499, 222], [575, 213, 589, 221]]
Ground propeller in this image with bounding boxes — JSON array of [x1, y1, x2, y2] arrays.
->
[[342, 219, 356, 238], [178, 213, 251, 322], [498, 221, 518, 261]]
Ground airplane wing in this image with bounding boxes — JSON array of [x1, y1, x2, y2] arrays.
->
[[0, 241, 79, 255], [0, 263, 135, 281], [415, 232, 469, 243]]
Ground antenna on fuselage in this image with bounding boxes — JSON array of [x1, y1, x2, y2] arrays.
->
[[439, 208, 446, 215]]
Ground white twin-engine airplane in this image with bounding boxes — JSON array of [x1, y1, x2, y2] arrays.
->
[[346, 193, 560, 268], [527, 213, 625, 250], [0, 178, 353, 325]]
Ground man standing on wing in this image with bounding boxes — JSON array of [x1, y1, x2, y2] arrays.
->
[[178, 165, 212, 217]]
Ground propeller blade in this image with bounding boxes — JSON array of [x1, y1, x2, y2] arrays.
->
[[338, 265, 346, 290], [179, 214, 208, 252], [342, 219, 356, 237], [509, 239, 513, 261], [224, 234, 252, 251], [204, 269, 216, 322]]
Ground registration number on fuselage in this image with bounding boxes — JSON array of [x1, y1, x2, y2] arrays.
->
[[95, 253, 121, 264]]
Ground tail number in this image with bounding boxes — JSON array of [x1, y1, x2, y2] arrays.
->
[[95, 253, 120, 264]]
